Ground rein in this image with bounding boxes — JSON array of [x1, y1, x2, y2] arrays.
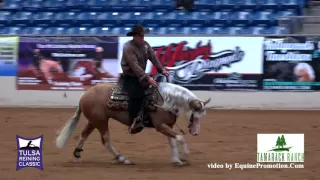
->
[[153, 74, 188, 135], [176, 113, 194, 136], [175, 124, 186, 135], [151, 74, 169, 105]]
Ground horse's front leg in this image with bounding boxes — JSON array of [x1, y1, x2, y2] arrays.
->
[[168, 136, 189, 163], [168, 136, 181, 163], [150, 109, 189, 165], [154, 123, 188, 165]]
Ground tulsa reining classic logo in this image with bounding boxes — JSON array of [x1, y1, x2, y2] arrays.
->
[[257, 134, 304, 163], [16, 135, 44, 170]]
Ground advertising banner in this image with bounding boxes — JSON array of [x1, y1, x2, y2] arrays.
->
[[17, 36, 119, 90], [0, 36, 19, 76], [263, 36, 320, 91], [119, 37, 264, 90]]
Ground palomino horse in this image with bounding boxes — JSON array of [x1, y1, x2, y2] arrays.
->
[[56, 80, 211, 165]]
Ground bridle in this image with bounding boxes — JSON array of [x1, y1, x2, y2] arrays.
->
[[188, 113, 194, 129]]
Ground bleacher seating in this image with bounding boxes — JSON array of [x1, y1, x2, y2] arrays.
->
[[0, 0, 307, 34]]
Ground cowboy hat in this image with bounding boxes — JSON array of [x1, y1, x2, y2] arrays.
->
[[126, 24, 150, 36]]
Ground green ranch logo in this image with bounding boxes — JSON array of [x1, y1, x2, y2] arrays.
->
[[257, 134, 304, 162]]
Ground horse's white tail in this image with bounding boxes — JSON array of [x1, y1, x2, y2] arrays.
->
[[56, 106, 82, 149]]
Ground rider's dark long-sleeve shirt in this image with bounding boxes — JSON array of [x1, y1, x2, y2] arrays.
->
[[121, 40, 164, 84]]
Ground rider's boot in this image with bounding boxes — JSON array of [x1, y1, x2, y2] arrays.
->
[[128, 100, 145, 134], [128, 116, 144, 134]]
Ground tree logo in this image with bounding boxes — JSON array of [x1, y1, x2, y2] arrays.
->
[[269, 135, 292, 152], [257, 134, 304, 162]]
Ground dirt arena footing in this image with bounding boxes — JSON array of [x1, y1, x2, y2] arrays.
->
[[1, 108, 319, 180]]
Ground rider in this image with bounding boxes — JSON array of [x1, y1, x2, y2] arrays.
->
[[121, 24, 169, 134]]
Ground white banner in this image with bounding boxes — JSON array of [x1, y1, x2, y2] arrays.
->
[[118, 36, 264, 75]]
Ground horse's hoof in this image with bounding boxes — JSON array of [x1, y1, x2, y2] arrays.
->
[[73, 149, 83, 159], [180, 159, 191, 165], [180, 155, 189, 162], [181, 159, 190, 165], [122, 159, 135, 165], [172, 160, 188, 166]]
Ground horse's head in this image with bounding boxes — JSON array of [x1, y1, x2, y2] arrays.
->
[[187, 98, 211, 136]]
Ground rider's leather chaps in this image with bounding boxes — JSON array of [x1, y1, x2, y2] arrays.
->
[[122, 75, 146, 122]]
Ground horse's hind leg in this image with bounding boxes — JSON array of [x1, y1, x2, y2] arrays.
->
[[73, 122, 95, 159], [97, 118, 133, 165]]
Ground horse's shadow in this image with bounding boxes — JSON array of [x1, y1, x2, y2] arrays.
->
[[59, 159, 190, 169], [60, 160, 115, 168]]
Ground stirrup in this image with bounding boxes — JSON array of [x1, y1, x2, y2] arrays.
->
[[129, 117, 144, 128], [129, 118, 137, 129], [128, 118, 144, 134]]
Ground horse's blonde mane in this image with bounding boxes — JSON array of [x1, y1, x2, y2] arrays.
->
[[158, 82, 199, 114]]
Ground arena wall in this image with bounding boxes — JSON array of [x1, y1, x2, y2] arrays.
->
[[1, 77, 319, 110]]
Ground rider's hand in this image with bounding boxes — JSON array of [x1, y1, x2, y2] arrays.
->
[[162, 69, 169, 78], [148, 77, 157, 87]]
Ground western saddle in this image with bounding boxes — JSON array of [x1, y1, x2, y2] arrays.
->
[[106, 77, 162, 112], [106, 77, 163, 128]]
